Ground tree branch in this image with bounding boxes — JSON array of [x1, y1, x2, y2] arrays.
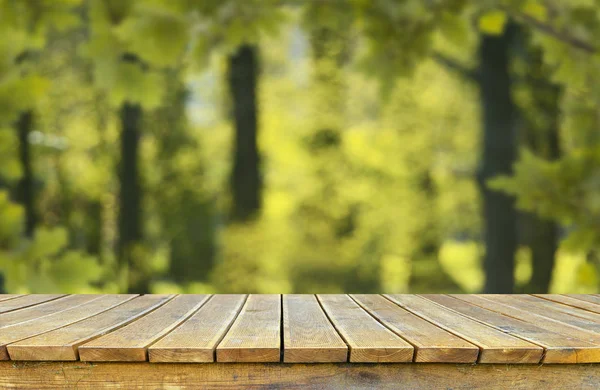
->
[[504, 8, 596, 54], [431, 52, 480, 82]]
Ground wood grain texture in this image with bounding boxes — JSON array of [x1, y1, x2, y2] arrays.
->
[[385, 294, 543, 363], [0, 294, 65, 315], [453, 294, 600, 346], [7, 295, 172, 361], [0, 295, 134, 361], [480, 294, 600, 332], [0, 295, 21, 303], [317, 294, 413, 363], [351, 294, 478, 363], [79, 295, 209, 362], [569, 295, 600, 306], [149, 294, 247, 362], [2, 362, 600, 389], [216, 294, 281, 363], [424, 294, 600, 363], [0, 294, 97, 329], [283, 294, 347, 363], [535, 294, 600, 315]]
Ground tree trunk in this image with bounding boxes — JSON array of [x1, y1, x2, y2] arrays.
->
[[117, 101, 145, 293], [228, 44, 261, 222], [526, 132, 559, 293], [479, 25, 518, 294], [15, 111, 36, 239], [512, 35, 562, 294]]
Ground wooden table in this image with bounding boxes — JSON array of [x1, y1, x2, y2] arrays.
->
[[1, 294, 600, 388]]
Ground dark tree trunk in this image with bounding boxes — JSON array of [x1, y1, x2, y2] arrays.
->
[[118, 101, 145, 293], [228, 44, 261, 222], [522, 64, 562, 293], [15, 111, 36, 239], [479, 25, 518, 294], [85, 201, 104, 257]]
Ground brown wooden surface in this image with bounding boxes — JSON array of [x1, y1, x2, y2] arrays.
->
[[423, 294, 600, 363], [79, 295, 208, 362], [0, 294, 63, 313], [283, 294, 347, 362], [453, 294, 600, 345], [0, 294, 93, 328], [0, 295, 134, 360], [216, 294, 281, 362], [1, 361, 600, 389], [0, 295, 20, 303], [385, 294, 543, 363], [7, 294, 172, 361], [468, 294, 600, 334], [352, 294, 479, 363], [0, 294, 599, 367], [533, 294, 600, 314], [318, 294, 414, 362], [149, 294, 247, 362]]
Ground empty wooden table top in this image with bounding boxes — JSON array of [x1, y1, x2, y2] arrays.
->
[[2, 294, 600, 364]]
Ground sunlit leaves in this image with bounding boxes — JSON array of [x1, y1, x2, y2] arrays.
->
[[0, 227, 104, 293], [478, 10, 508, 35], [114, 5, 189, 67]]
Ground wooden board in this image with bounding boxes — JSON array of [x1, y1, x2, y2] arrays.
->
[[79, 295, 209, 362], [535, 294, 600, 314], [0, 294, 65, 315], [351, 294, 479, 363], [479, 294, 600, 333], [317, 294, 413, 362], [149, 294, 247, 362], [568, 295, 600, 306], [452, 294, 600, 345], [3, 361, 600, 389], [384, 294, 543, 363], [216, 294, 281, 363], [283, 294, 347, 363], [423, 294, 600, 363], [0, 294, 97, 328], [1, 294, 600, 367], [0, 295, 21, 303], [7, 294, 172, 361], [0, 295, 135, 360]]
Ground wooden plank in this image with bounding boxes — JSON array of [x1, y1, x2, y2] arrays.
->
[[0, 295, 65, 315], [283, 294, 347, 363], [385, 294, 543, 363], [565, 294, 600, 307], [502, 295, 600, 324], [351, 294, 478, 363], [423, 294, 600, 363], [452, 294, 600, 345], [0, 295, 21, 303], [7, 295, 173, 361], [216, 294, 281, 363], [481, 295, 600, 332], [79, 295, 209, 362], [0, 295, 134, 360], [317, 294, 413, 363], [534, 294, 600, 315], [149, 294, 246, 363], [3, 362, 600, 389], [0, 295, 99, 329]]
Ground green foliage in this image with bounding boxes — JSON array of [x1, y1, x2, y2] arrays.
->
[[0, 226, 104, 293], [2, 0, 600, 295]]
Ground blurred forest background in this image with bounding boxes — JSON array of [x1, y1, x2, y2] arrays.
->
[[1, 0, 599, 295]]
